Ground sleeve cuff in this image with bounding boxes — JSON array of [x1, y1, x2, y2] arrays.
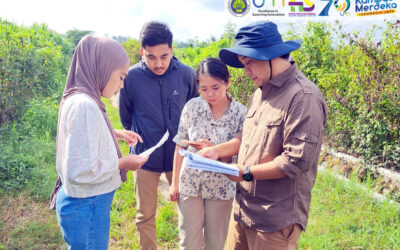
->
[[273, 155, 302, 179], [172, 135, 186, 148]]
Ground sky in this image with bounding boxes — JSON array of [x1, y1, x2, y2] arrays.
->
[[0, 0, 399, 42]]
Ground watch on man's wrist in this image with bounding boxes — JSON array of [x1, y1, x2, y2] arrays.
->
[[242, 166, 253, 182]]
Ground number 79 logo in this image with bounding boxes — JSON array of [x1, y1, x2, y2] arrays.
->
[[319, 0, 350, 16]]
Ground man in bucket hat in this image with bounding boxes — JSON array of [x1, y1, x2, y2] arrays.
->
[[199, 21, 328, 249]]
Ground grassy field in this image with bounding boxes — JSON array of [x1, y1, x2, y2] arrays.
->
[[300, 168, 400, 249], [0, 97, 399, 249]]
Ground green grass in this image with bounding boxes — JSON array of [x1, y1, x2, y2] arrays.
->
[[0, 193, 63, 250], [299, 168, 400, 249], [156, 198, 179, 248]]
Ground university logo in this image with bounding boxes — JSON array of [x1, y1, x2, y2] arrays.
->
[[319, 0, 351, 16], [288, 0, 317, 15], [355, 0, 397, 16], [253, 0, 286, 7], [228, 0, 251, 16], [252, 0, 286, 17]]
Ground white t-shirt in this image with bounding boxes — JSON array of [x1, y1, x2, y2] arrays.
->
[[56, 93, 121, 198]]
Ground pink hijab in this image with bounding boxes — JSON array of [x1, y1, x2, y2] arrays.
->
[[50, 35, 129, 209]]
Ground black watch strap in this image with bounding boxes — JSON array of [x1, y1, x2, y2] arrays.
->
[[242, 166, 253, 182]]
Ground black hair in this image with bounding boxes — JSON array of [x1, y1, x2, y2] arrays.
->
[[139, 21, 173, 48], [279, 53, 290, 60], [196, 58, 230, 85]]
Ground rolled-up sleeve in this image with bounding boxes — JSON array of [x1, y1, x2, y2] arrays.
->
[[274, 91, 325, 179]]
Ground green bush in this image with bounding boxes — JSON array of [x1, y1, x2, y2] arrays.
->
[[122, 38, 141, 66], [0, 18, 71, 125], [289, 21, 400, 170], [0, 96, 59, 199]]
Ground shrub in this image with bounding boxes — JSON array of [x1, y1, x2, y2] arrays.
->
[[290, 21, 400, 170], [0, 96, 59, 199], [122, 38, 141, 66], [0, 18, 71, 125]]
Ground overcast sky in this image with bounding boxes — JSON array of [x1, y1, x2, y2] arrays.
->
[[1, 0, 399, 41]]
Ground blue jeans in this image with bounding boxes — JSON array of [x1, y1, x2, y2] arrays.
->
[[56, 186, 116, 250]]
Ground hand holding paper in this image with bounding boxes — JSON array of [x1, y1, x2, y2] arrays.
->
[[139, 131, 169, 157], [179, 148, 239, 176], [181, 139, 213, 150]]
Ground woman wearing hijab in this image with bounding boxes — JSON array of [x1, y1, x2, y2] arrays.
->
[[52, 35, 148, 249]]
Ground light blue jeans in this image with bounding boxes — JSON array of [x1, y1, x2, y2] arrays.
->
[[56, 186, 116, 250]]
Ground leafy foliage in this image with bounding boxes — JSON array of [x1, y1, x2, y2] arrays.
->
[[0, 19, 71, 125], [122, 38, 141, 66], [289, 21, 400, 170], [65, 28, 93, 46], [0, 96, 59, 198]]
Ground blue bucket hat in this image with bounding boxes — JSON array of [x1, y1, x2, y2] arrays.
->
[[219, 21, 302, 68]]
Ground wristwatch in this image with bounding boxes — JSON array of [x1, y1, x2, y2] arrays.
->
[[242, 166, 253, 182]]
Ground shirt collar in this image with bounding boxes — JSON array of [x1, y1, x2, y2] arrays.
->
[[261, 61, 297, 90], [199, 94, 234, 119]]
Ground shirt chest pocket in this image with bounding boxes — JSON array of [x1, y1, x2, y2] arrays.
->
[[241, 108, 257, 140], [240, 109, 284, 165], [258, 114, 285, 162]]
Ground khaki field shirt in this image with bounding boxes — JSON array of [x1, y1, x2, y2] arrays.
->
[[235, 62, 328, 233]]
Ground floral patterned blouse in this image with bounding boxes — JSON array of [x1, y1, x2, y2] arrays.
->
[[173, 96, 247, 200]]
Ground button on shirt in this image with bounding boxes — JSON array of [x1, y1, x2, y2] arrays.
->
[[235, 62, 328, 232], [173, 96, 247, 200]]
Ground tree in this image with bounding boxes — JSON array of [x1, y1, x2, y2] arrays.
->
[[65, 29, 93, 47], [122, 39, 141, 65], [222, 22, 237, 47]]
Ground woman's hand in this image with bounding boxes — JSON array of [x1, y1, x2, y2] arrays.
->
[[182, 139, 213, 151], [115, 129, 143, 146], [169, 183, 180, 202], [119, 154, 149, 171], [198, 146, 219, 160]]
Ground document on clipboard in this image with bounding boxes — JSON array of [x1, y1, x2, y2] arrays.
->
[[178, 148, 239, 176], [139, 131, 169, 157]]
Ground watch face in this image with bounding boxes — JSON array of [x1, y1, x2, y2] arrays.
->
[[243, 173, 252, 181], [242, 166, 253, 181]]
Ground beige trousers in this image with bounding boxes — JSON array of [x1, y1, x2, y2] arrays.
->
[[134, 168, 172, 250], [226, 217, 302, 250], [178, 194, 233, 250]]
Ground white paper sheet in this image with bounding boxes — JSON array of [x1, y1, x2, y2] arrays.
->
[[178, 148, 239, 176], [139, 131, 169, 157]]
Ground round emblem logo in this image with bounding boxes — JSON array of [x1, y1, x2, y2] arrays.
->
[[228, 0, 251, 17]]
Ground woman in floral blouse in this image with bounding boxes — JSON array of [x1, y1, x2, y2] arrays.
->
[[170, 58, 247, 250]]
